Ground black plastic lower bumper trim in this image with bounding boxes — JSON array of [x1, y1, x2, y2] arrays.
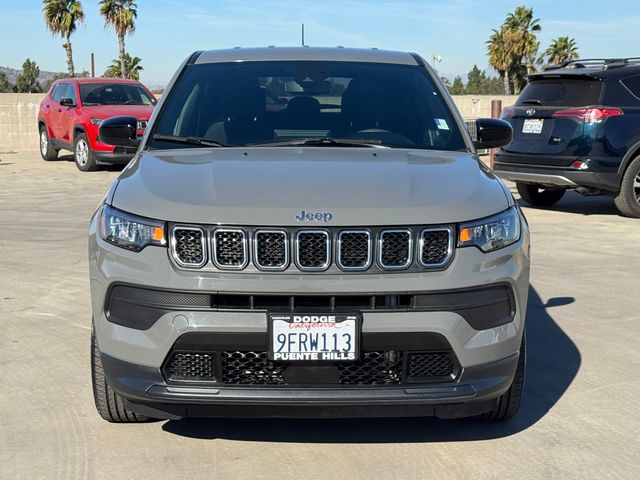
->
[[102, 351, 519, 419]]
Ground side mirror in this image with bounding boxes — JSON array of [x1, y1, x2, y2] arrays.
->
[[60, 97, 75, 107], [99, 116, 139, 147], [473, 118, 513, 149]]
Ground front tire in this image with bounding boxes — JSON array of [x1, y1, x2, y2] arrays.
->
[[39, 125, 58, 161], [479, 333, 526, 421], [516, 182, 565, 207], [74, 132, 97, 172], [91, 325, 151, 423], [614, 157, 640, 218]]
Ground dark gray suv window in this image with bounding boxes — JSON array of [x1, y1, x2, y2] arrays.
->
[[151, 61, 466, 150], [516, 78, 603, 107]]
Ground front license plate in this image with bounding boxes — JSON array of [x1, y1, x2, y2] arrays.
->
[[269, 313, 360, 361], [522, 118, 544, 134]]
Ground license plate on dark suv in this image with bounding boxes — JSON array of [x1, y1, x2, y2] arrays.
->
[[269, 313, 360, 361]]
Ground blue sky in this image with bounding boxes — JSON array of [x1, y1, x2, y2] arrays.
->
[[0, 0, 637, 86]]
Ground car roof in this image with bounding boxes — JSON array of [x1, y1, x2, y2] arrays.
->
[[54, 77, 142, 85], [530, 58, 640, 81], [195, 46, 421, 66]]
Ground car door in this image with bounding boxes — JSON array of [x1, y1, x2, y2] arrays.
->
[[47, 83, 67, 140], [57, 83, 78, 144]]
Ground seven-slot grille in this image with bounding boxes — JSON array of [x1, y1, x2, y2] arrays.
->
[[213, 229, 247, 269], [171, 226, 454, 272]]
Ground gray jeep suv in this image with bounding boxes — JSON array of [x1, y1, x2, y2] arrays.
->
[[89, 47, 530, 422]]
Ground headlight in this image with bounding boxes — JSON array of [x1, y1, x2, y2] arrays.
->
[[90, 118, 104, 126], [458, 206, 520, 252], [100, 204, 166, 251]]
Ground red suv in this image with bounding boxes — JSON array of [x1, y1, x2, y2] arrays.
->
[[38, 78, 156, 171]]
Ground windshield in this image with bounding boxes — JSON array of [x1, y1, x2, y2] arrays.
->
[[80, 83, 156, 106], [150, 61, 466, 150]]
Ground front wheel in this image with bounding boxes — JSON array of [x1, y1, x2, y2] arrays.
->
[[91, 325, 152, 423], [479, 333, 526, 421], [39, 125, 58, 161], [74, 132, 98, 172], [614, 157, 640, 218], [516, 182, 565, 207]]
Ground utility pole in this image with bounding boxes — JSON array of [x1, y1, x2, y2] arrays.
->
[[90, 53, 95, 78], [301, 23, 305, 46], [432, 54, 442, 70]]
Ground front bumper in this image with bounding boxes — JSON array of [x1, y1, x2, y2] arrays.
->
[[89, 209, 530, 417], [103, 350, 519, 419]]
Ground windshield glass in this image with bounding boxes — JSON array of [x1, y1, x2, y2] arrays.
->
[[150, 61, 466, 150], [80, 83, 156, 106]]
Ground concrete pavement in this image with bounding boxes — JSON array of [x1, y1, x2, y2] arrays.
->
[[0, 152, 639, 479]]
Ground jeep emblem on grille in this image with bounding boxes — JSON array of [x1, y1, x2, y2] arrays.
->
[[296, 210, 333, 222], [526, 108, 536, 116]]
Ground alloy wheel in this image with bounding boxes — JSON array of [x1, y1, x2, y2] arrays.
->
[[40, 131, 48, 156], [76, 139, 89, 167]]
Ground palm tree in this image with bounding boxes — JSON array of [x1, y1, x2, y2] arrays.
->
[[104, 53, 143, 80], [545, 37, 579, 65], [99, 0, 137, 79], [505, 6, 542, 76], [487, 28, 513, 95], [42, 0, 85, 77]]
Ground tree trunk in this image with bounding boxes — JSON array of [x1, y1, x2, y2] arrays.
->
[[118, 33, 126, 79], [64, 34, 75, 77], [503, 71, 512, 95]]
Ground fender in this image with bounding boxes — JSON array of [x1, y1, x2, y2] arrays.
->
[[618, 139, 640, 176]]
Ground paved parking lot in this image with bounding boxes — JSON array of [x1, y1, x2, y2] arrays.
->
[[1, 152, 639, 480]]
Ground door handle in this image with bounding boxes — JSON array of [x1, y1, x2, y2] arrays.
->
[[57, 108, 62, 113]]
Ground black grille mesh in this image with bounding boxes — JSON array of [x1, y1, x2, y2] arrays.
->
[[165, 350, 457, 384], [380, 231, 411, 267], [222, 351, 286, 385], [339, 232, 370, 269], [173, 228, 204, 265], [337, 351, 402, 385], [421, 230, 451, 265], [214, 230, 246, 267], [297, 232, 329, 268], [407, 352, 456, 379], [255, 231, 287, 268], [168, 352, 216, 381]]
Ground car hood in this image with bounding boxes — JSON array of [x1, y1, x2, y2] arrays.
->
[[82, 104, 154, 120], [112, 147, 511, 226]]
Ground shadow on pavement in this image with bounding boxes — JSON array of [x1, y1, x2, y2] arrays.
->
[[162, 286, 581, 442], [517, 190, 619, 216]]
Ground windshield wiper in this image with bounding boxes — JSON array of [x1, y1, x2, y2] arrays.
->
[[521, 99, 544, 105], [251, 137, 388, 148], [152, 134, 226, 147]]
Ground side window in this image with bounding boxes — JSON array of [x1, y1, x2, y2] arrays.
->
[[64, 83, 78, 104], [620, 75, 640, 100], [51, 83, 67, 103]]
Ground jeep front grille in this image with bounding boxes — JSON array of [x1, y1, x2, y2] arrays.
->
[[171, 226, 206, 267], [170, 225, 454, 272], [419, 227, 454, 267], [337, 231, 371, 270], [295, 230, 330, 271], [254, 230, 288, 270], [379, 229, 412, 269], [212, 229, 247, 269]]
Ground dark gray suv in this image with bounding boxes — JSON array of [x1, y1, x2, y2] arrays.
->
[[89, 47, 529, 422]]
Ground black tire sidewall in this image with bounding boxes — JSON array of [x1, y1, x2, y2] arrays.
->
[[615, 158, 640, 218], [516, 182, 565, 207], [39, 125, 57, 161]]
